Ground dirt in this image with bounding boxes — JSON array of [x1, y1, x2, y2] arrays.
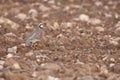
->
[[0, 0, 120, 80]]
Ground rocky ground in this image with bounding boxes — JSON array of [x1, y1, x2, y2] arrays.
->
[[0, 0, 120, 80]]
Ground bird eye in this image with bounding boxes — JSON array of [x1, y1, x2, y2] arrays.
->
[[38, 23, 43, 29]]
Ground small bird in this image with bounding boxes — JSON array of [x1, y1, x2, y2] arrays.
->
[[25, 23, 44, 46]]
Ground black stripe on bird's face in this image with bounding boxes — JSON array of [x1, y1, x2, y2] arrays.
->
[[38, 23, 43, 29]]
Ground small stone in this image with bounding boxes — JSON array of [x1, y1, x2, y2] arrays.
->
[[104, 13, 112, 18], [53, 22, 59, 30], [95, 1, 102, 6], [28, 9, 38, 17], [95, 26, 104, 32], [36, 59, 40, 62], [15, 13, 27, 20], [114, 13, 119, 19], [0, 17, 5, 23], [39, 4, 50, 12], [32, 71, 37, 78], [115, 27, 120, 35], [3, 32, 18, 42], [20, 43, 26, 46], [25, 24, 33, 29], [89, 18, 101, 25], [109, 40, 119, 46], [48, 22, 59, 30], [0, 78, 4, 80], [6, 53, 13, 58], [7, 46, 17, 53], [109, 63, 115, 68], [113, 63, 120, 73], [4, 32, 17, 37], [42, 0, 48, 2], [100, 65, 108, 76], [13, 63, 21, 69], [79, 14, 89, 22], [3, 71, 28, 80], [76, 76, 94, 80], [42, 13, 49, 18], [11, 24, 19, 30], [0, 60, 5, 65], [0, 65, 3, 70], [63, 6, 70, 11], [110, 58, 115, 62], [48, 0, 55, 4], [40, 63, 61, 72], [51, 5, 60, 10], [115, 21, 120, 27], [0, 17, 19, 30], [56, 34, 68, 44], [25, 51, 33, 56], [104, 6, 109, 10], [47, 76, 59, 80], [66, 22, 73, 28]]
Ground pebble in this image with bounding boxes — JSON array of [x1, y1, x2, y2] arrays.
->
[[53, 22, 59, 30], [40, 63, 61, 71], [0, 17, 19, 30], [104, 13, 112, 18], [51, 5, 60, 10], [20, 43, 26, 46], [0, 78, 4, 80], [104, 6, 109, 10], [47, 76, 59, 80], [47, 22, 59, 30], [56, 34, 68, 44], [25, 51, 34, 56], [0, 65, 3, 70], [11, 23, 19, 30], [115, 27, 120, 35], [100, 65, 108, 76], [6, 53, 13, 58], [79, 14, 89, 22], [109, 40, 118, 46], [109, 37, 120, 46], [32, 71, 37, 78], [7, 46, 17, 53], [42, 0, 48, 2], [39, 4, 50, 12], [61, 22, 72, 28], [48, 0, 55, 4], [76, 76, 94, 80], [0, 60, 5, 65], [66, 22, 73, 28], [114, 13, 119, 19], [15, 13, 27, 20], [63, 6, 70, 11], [3, 32, 17, 37], [95, 1, 103, 6], [115, 21, 120, 27], [25, 24, 33, 29], [109, 63, 115, 68], [113, 63, 120, 73], [42, 13, 49, 18], [13, 63, 21, 69], [95, 26, 104, 32], [28, 9, 38, 17], [110, 58, 115, 62], [89, 18, 101, 25]]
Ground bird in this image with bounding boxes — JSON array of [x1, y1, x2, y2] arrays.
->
[[25, 23, 44, 46]]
